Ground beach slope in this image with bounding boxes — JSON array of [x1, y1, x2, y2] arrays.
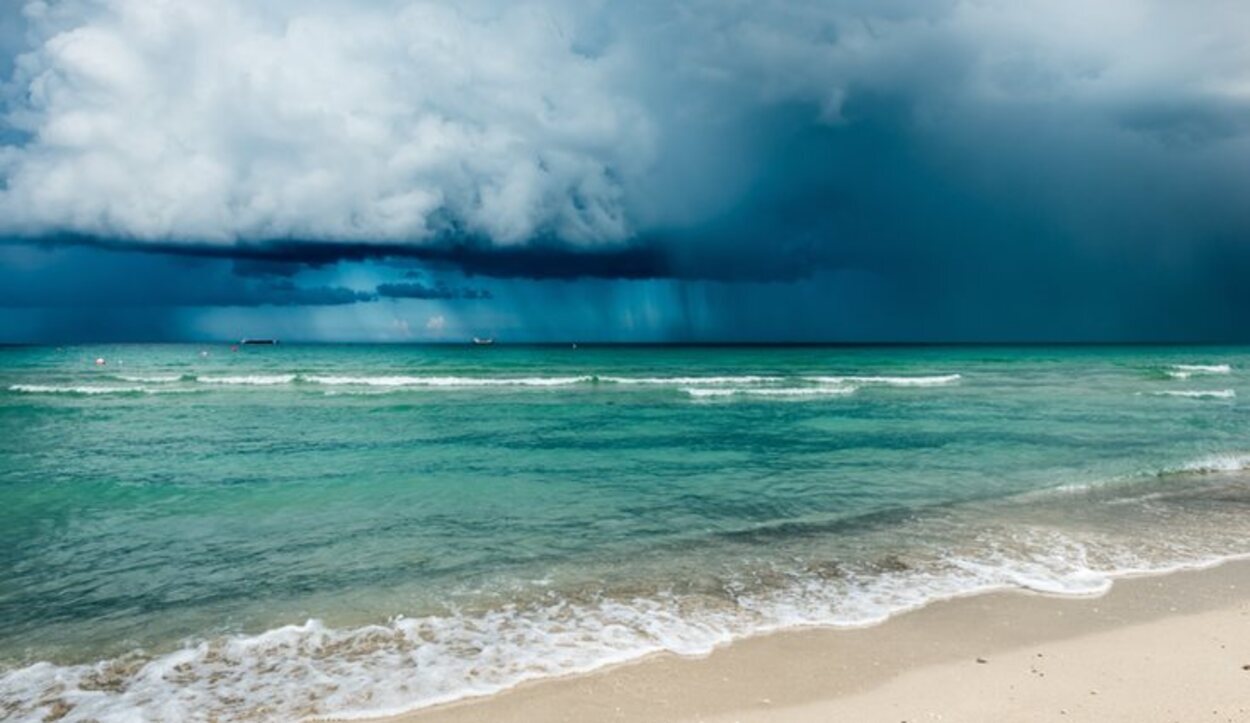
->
[[378, 560, 1250, 723]]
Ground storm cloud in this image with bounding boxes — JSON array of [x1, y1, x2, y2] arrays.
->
[[376, 282, 492, 300], [0, 244, 374, 308], [1, 1, 1249, 340]]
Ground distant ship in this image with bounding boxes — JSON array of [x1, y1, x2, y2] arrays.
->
[[240, 339, 278, 345], [471, 337, 495, 346]]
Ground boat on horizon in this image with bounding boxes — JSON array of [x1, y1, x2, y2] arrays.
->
[[472, 337, 495, 346], [240, 339, 278, 345]]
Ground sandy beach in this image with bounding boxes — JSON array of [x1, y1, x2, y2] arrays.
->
[[372, 559, 1250, 723]]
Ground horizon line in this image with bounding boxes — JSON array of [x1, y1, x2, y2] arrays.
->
[[4, 340, 1250, 348]]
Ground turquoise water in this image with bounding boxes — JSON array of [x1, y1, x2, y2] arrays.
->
[[2, 344, 1249, 720]]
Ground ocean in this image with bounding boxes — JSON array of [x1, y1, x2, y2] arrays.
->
[[1, 344, 1248, 721]]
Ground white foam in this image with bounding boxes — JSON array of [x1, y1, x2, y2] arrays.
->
[[305, 375, 782, 388], [684, 386, 856, 398], [805, 374, 962, 387], [6, 384, 175, 395], [1176, 453, 1250, 474], [597, 376, 783, 385], [304, 375, 593, 387], [1166, 364, 1232, 379], [6, 534, 1248, 722], [1020, 450, 1250, 499], [196, 374, 298, 385], [0, 601, 735, 723], [35, 373, 963, 393], [1149, 389, 1235, 399]]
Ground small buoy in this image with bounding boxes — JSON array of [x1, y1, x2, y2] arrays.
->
[[94, 357, 106, 366]]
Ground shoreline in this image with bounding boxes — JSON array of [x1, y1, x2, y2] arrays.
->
[[362, 557, 1250, 723]]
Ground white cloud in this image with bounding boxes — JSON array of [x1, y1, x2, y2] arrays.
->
[[0, 0, 652, 246]]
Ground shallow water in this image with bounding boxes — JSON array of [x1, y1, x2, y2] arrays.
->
[[1, 344, 1248, 720]]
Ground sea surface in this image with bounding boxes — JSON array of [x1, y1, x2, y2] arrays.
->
[[2, 344, 1249, 721]]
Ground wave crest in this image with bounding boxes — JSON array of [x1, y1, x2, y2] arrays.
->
[[598, 375, 783, 385], [196, 375, 298, 385], [6, 384, 187, 396], [1148, 389, 1235, 399], [684, 386, 856, 399], [113, 374, 188, 383], [805, 374, 962, 387], [9, 372, 967, 395], [303, 375, 593, 387], [1166, 364, 1232, 379], [6, 531, 1249, 722]]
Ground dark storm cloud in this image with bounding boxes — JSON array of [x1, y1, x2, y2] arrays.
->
[[5, 2, 1245, 272], [231, 259, 306, 278], [26, 233, 671, 280], [244, 280, 375, 307], [1, 1, 1249, 340], [0, 245, 372, 308], [376, 282, 492, 300], [1116, 97, 1250, 146]]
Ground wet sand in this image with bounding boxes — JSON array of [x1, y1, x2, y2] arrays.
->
[[364, 559, 1250, 723]]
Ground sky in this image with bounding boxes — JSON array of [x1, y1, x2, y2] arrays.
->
[[1, 0, 1248, 342]]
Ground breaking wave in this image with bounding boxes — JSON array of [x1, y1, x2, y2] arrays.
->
[[803, 374, 962, 387], [1175, 453, 1250, 474], [113, 374, 190, 383], [597, 375, 784, 385], [6, 372, 967, 398], [1166, 364, 1232, 379], [303, 374, 594, 387], [6, 510, 1250, 721], [196, 374, 299, 385], [6, 384, 193, 396], [683, 386, 856, 399], [1148, 389, 1235, 399], [3, 452, 1250, 721]]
